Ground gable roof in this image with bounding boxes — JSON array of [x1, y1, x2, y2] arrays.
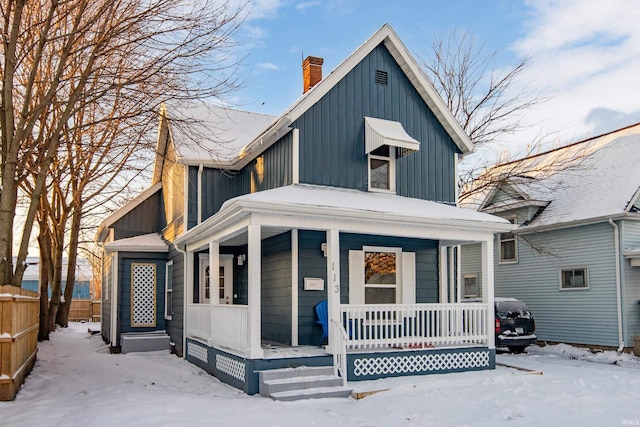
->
[[463, 123, 640, 231], [96, 182, 162, 243], [157, 24, 472, 172]]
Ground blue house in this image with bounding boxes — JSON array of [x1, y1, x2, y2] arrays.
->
[[96, 24, 510, 396], [461, 124, 640, 351]]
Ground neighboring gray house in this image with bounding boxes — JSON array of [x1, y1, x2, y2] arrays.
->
[[96, 24, 511, 396], [461, 123, 640, 350]]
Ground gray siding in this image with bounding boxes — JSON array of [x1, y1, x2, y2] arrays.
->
[[296, 44, 459, 203], [622, 220, 640, 345], [187, 135, 293, 230], [113, 190, 165, 240], [493, 222, 620, 346], [165, 245, 184, 355], [261, 232, 292, 344]]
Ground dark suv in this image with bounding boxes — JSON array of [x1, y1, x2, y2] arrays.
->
[[494, 297, 537, 353]]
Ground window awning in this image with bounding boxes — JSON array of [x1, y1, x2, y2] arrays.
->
[[365, 116, 420, 157]]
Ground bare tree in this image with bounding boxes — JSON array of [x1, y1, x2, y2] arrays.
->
[[0, 0, 245, 294], [420, 30, 544, 148]]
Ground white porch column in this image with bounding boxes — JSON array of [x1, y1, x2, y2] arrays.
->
[[439, 245, 449, 303], [448, 246, 455, 302], [247, 224, 263, 359], [291, 229, 299, 347], [209, 240, 220, 347], [481, 237, 495, 349], [326, 228, 340, 354], [183, 250, 194, 356]]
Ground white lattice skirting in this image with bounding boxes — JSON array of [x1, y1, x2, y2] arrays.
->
[[188, 343, 208, 363], [353, 350, 490, 377], [216, 354, 246, 382]]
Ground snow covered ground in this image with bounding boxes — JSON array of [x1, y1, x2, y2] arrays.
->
[[2, 323, 639, 427]]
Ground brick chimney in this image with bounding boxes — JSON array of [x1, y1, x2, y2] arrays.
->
[[302, 56, 324, 93]]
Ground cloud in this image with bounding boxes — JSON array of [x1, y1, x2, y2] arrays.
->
[[504, 0, 640, 144], [257, 62, 281, 71], [584, 108, 640, 135], [296, 1, 321, 11], [243, 0, 285, 21]]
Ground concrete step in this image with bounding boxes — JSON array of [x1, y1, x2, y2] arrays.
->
[[270, 385, 353, 402], [261, 374, 344, 395], [259, 366, 334, 382]]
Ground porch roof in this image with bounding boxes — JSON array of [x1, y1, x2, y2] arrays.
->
[[175, 184, 512, 248], [104, 233, 169, 252]]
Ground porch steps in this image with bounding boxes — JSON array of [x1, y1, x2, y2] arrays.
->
[[259, 366, 352, 401]]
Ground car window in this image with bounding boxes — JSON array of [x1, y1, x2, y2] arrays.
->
[[496, 301, 532, 319]]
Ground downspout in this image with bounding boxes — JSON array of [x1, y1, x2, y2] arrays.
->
[[608, 218, 625, 352]]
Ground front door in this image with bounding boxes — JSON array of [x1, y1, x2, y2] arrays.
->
[[199, 254, 234, 304]]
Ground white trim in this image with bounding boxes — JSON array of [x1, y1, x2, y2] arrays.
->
[[499, 217, 518, 264], [481, 238, 495, 349], [247, 224, 263, 358], [292, 128, 300, 185], [197, 164, 203, 225], [219, 254, 233, 304], [559, 267, 590, 290], [401, 252, 416, 304], [110, 252, 119, 346], [291, 229, 299, 346], [184, 164, 190, 228], [164, 260, 173, 320], [198, 253, 210, 303], [448, 246, 455, 302], [439, 245, 448, 303], [456, 246, 463, 301], [326, 229, 340, 354], [362, 246, 402, 304]]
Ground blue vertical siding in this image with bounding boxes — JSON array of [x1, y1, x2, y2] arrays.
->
[[622, 220, 640, 345], [113, 190, 165, 240], [165, 245, 184, 355], [296, 44, 459, 203], [296, 231, 440, 346], [261, 232, 292, 344]]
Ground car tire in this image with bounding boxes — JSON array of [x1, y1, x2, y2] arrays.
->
[[508, 346, 526, 354]]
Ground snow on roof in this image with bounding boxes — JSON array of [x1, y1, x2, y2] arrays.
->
[[166, 103, 276, 165], [228, 184, 510, 227], [104, 233, 168, 252], [463, 123, 640, 230], [625, 245, 640, 258]]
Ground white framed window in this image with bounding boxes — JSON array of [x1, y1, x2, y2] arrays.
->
[[499, 217, 517, 263], [165, 261, 173, 320], [368, 145, 395, 192], [349, 246, 415, 306], [560, 267, 589, 290], [463, 275, 478, 298]]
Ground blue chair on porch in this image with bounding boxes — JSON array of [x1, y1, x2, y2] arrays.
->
[[315, 300, 328, 346]]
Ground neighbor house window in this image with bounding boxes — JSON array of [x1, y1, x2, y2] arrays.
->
[[464, 275, 478, 298], [368, 145, 395, 192], [499, 217, 517, 263], [364, 248, 400, 304], [560, 268, 588, 290], [165, 261, 173, 320]]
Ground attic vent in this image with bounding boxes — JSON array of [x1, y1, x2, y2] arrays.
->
[[375, 70, 388, 86]]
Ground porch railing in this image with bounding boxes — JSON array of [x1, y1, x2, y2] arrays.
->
[[340, 303, 489, 350], [186, 304, 249, 355], [329, 319, 348, 387]]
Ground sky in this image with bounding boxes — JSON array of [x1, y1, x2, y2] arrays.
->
[[2, 322, 640, 426], [227, 0, 640, 158]]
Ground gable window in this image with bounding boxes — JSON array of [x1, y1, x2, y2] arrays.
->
[[560, 268, 588, 290], [463, 275, 478, 298], [165, 261, 173, 320], [368, 145, 395, 191], [499, 218, 517, 263]]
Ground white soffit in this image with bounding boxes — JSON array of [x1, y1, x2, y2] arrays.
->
[[365, 117, 420, 157]]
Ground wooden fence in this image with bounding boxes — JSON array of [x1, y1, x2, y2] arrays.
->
[[68, 299, 101, 322], [0, 285, 39, 401]]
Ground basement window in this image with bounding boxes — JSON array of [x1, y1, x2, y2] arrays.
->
[[375, 70, 388, 86]]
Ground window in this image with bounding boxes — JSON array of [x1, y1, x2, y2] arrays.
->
[[499, 217, 517, 263], [368, 145, 395, 192], [165, 261, 173, 320], [364, 248, 400, 304], [560, 268, 588, 290], [463, 275, 478, 298]]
